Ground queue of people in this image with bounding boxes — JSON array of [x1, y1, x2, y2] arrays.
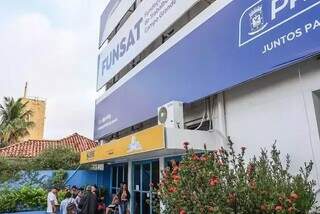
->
[[47, 183, 131, 214]]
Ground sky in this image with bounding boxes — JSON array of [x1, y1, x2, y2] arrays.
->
[[0, 0, 108, 139]]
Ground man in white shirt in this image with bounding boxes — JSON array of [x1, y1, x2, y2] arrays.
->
[[47, 187, 59, 213]]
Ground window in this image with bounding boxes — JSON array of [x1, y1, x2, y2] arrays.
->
[[103, 1, 215, 92], [313, 91, 320, 135]]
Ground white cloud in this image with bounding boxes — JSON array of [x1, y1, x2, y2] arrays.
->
[[0, 1, 108, 139]]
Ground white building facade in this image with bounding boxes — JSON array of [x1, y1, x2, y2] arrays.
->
[[82, 0, 320, 213]]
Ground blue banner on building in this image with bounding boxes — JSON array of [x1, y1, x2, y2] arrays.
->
[[94, 0, 320, 139]]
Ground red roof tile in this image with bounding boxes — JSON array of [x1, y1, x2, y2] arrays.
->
[[0, 133, 97, 158]]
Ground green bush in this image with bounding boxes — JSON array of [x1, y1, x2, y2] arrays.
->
[[50, 169, 68, 190], [0, 147, 80, 184], [0, 185, 47, 213], [31, 147, 80, 170], [156, 141, 319, 214], [0, 158, 22, 182], [0, 158, 34, 183]]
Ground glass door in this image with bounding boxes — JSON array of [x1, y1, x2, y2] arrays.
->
[[111, 164, 128, 195], [132, 160, 159, 214]]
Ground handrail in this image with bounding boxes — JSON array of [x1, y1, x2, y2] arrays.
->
[[64, 165, 81, 185]]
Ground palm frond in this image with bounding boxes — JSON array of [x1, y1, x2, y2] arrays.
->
[[0, 97, 35, 145]]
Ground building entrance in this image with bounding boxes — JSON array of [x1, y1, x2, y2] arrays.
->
[[132, 160, 160, 214], [111, 164, 128, 195]]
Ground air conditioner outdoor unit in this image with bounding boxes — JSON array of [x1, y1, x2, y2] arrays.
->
[[158, 101, 184, 129]]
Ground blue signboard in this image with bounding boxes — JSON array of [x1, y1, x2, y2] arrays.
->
[[94, 0, 320, 139]]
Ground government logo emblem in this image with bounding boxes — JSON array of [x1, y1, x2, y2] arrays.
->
[[248, 5, 268, 36]]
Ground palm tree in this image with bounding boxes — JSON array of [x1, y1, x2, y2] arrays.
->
[[0, 97, 34, 145]]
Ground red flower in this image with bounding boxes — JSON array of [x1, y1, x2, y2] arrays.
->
[[209, 176, 220, 187], [200, 155, 208, 161], [172, 166, 179, 175], [192, 154, 200, 161], [168, 187, 177, 193], [173, 175, 180, 180], [275, 205, 283, 212], [179, 209, 187, 214]]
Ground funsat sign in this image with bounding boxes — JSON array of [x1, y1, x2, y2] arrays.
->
[[96, 0, 200, 90]]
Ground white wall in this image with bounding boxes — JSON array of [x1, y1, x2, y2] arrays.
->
[[223, 57, 320, 191]]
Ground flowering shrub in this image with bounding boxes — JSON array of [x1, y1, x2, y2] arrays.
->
[[157, 141, 319, 214]]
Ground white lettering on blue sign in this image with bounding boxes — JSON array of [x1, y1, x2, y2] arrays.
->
[[96, 0, 198, 90], [239, 0, 320, 47], [101, 18, 143, 76], [272, 0, 311, 20], [262, 18, 320, 54]]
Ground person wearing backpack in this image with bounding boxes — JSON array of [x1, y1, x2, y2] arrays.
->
[[60, 191, 77, 214]]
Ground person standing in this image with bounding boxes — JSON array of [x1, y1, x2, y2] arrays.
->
[[117, 183, 130, 214], [78, 185, 98, 214], [71, 185, 78, 199], [60, 192, 77, 214], [75, 187, 84, 212], [47, 187, 59, 214], [106, 195, 120, 214], [97, 197, 106, 214]]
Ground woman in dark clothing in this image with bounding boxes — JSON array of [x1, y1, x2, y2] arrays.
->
[[117, 183, 130, 214]]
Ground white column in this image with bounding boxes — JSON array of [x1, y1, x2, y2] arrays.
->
[[159, 157, 165, 179], [159, 157, 165, 213], [128, 161, 133, 213], [216, 93, 228, 147]]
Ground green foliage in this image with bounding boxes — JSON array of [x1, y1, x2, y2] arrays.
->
[[157, 141, 319, 214], [19, 171, 48, 187], [0, 158, 33, 183], [0, 147, 79, 184], [57, 190, 68, 203], [0, 185, 47, 213], [0, 158, 21, 182], [50, 169, 68, 190], [0, 97, 34, 145], [32, 147, 80, 170]]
